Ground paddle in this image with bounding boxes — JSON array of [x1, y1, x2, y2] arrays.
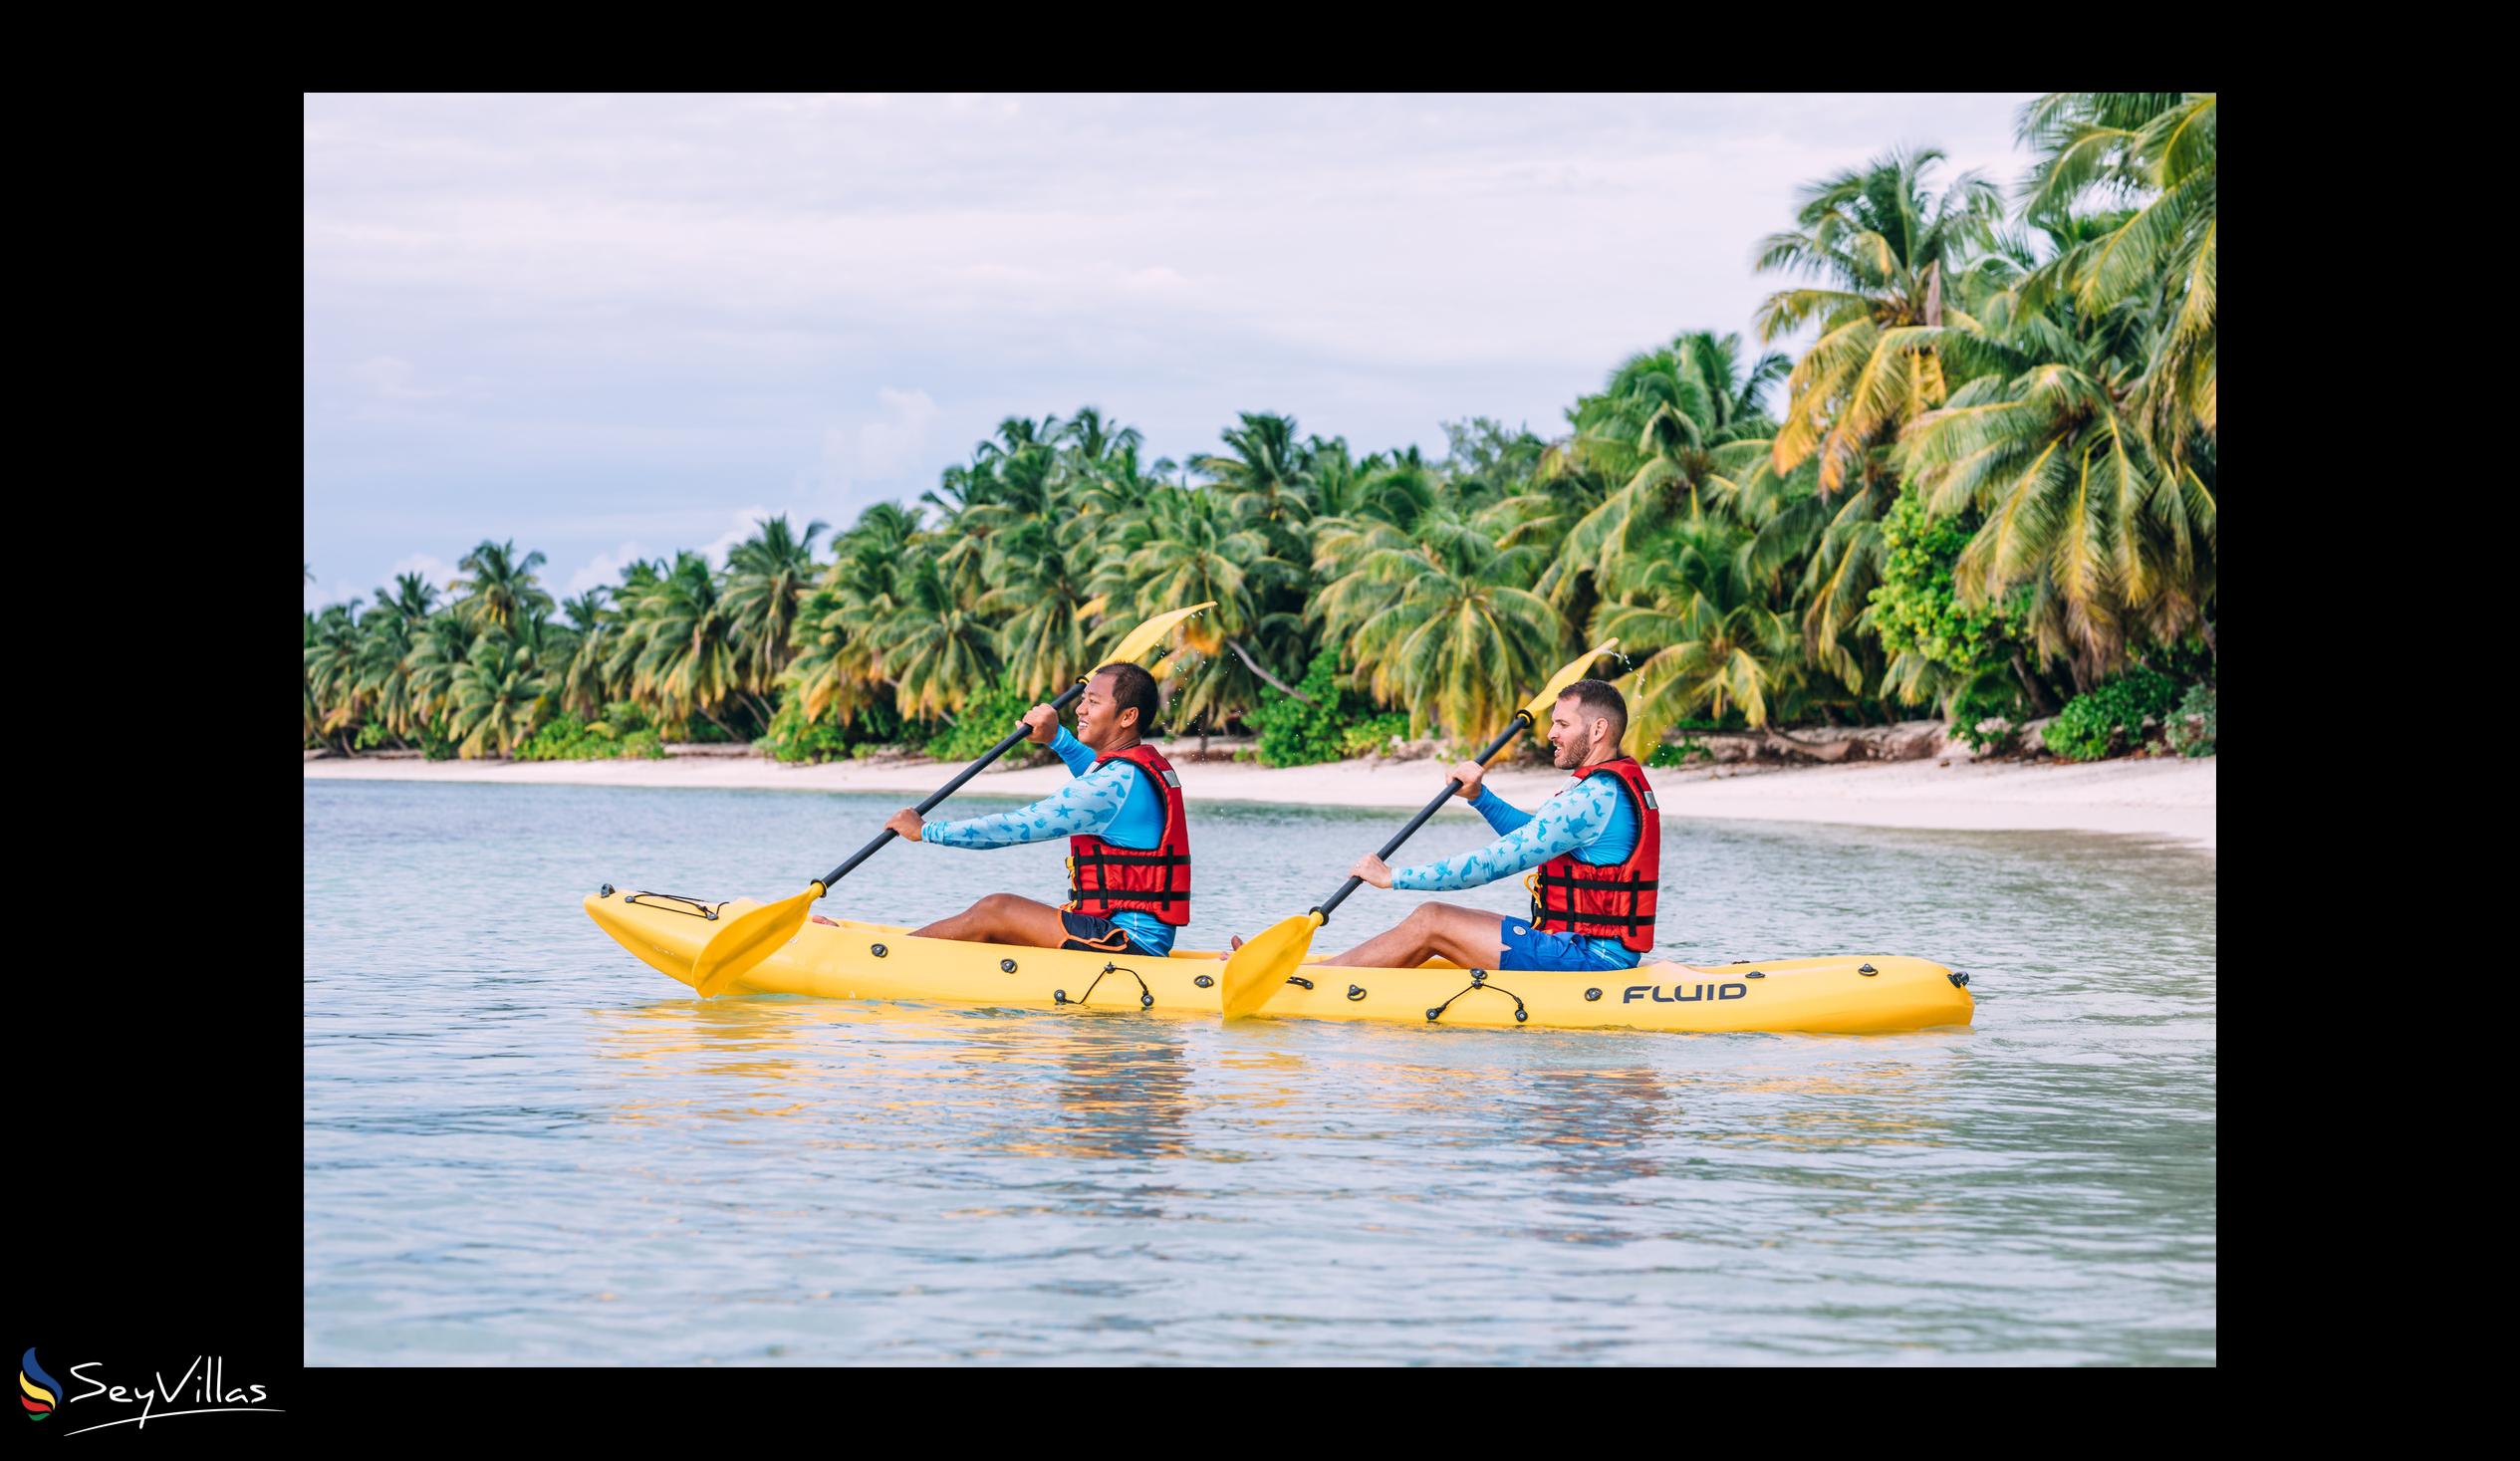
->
[[690, 601, 1217, 997], [1215, 638, 1619, 1018]]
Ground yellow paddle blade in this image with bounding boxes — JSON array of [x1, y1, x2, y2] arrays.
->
[[691, 880, 825, 998], [1218, 910, 1326, 1019], [1521, 638, 1619, 724], [1105, 601, 1216, 665]]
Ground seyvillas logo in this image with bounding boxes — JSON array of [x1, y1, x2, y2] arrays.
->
[[21, 1348, 59, 1421], [1622, 982, 1749, 1004], [18, 1350, 282, 1435]]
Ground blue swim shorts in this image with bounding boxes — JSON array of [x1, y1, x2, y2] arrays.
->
[[1496, 918, 1638, 973]]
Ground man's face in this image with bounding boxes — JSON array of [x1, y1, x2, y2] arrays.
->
[[1076, 671, 1128, 747], [1548, 697, 1589, 769]]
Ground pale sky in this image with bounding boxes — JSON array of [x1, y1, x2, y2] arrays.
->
[[303, 92, 2041, 611]]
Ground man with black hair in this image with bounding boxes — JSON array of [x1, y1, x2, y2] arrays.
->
[[1332, 678, 1660, 973], [872, 662, 1193, 955]]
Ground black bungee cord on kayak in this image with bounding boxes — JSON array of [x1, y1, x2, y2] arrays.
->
[[618, 889, 726, 920], [1424, 968, 1529, 1025], [1056, 962, 1155, 1010]]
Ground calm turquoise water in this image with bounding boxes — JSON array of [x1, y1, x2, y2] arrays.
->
[[303, 778, 2215, 1364]]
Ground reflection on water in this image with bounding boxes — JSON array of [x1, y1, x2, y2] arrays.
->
[[307, 780, 2215, 1364]]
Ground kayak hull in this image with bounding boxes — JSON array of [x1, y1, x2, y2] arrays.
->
[[585, 887, 1974, 1034]]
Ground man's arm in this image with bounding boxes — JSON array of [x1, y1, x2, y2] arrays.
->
[[1386, 777, 1620, 892], [1467, 785, 1533, 836], [918, 761, 1132, 850], [1441, 757, 1532, 834], [1046, 724, 1099, 777]]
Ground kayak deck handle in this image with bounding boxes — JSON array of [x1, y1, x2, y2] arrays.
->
[[1425, 971, 1529, 1026], [625, 890, 726, 920], [1057, 962, 1154, 1010]]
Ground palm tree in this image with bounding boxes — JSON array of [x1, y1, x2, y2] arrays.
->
[[449, 631, 549, 757], [783, 503, 922, 726], [555, 590, 616, 718], [1317, 506, 1562, 741], [627, 551, 750, 737], [449, 540, 555, 636], [303, 610, 323, 744], [1090, 486, 1297, 743], [1196, 412, 1315, 560], [1061, 406, 1143, 472], [979, 516, 1098, 700], [880, 556, 1001, 722], [1538, 333, 1789, 604], [303, 600, 366, 750], [342, 574, 441, 743], [2016, 93, 2216, 452], [1898, 298, 2214, 683], [1593, 516, 1799, 739], [1753, 146, 2004, 493], [722, 514, 829, 693]]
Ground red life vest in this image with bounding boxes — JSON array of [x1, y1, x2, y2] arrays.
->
[[1527, 756, 1661, 953], [1065, 742, 1193, 926]]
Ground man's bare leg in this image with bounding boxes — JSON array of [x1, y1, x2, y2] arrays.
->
[[1329, 901, 1508, 969], [912, 892, 1074, 947]]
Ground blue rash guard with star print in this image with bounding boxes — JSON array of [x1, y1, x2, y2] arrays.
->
[[918, 727, 1176, 953], [1388, 774, 1642, 968]]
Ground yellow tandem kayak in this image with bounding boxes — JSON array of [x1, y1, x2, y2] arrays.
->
[[588, 886, 1973, 1034]]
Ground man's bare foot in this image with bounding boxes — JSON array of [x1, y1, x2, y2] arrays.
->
[[810, 914, 839, 926]]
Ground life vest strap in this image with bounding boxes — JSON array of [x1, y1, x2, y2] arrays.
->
[[1535, 872, 1657, 892]]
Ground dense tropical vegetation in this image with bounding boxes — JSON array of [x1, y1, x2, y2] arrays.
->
[[306, 95, 2216, 766]]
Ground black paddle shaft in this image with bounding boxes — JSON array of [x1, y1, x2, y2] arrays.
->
[[1310, 711, 1535, 923], [815, 677, 1090, 889]]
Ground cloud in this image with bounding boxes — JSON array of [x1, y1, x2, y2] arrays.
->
[[349, 356, 449, 400], [305, 576, 368, 613], [698, 509, 774, 568], [305, 94, 2044, 593], [388, 552, 463, 591], [824, 387, 940, 489], [568, 541, 655, 594]]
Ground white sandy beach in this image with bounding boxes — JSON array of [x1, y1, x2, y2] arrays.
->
[[306, 744, 2216, 852]]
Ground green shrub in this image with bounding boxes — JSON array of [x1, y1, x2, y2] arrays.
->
[[1946, 666, 2026, 754], [515, 711, 666, 761], [761, 695, 856, 764], [1256, 649, 1389, 767], [2167, 683, 2216, 757], [1338, 712, 1410, 759], [2042, 670, 2183, 761], [925, 677, 1046, 763], [1646, 739, 1710, 769], [1870, 491, 2030, 722]]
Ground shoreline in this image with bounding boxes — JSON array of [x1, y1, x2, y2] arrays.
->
[[305, 746, 2216, 852]]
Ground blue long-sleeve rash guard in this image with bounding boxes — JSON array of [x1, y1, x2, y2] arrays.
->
[[919, 727, 1175, 953], [1388, 775, 1643, 966]]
